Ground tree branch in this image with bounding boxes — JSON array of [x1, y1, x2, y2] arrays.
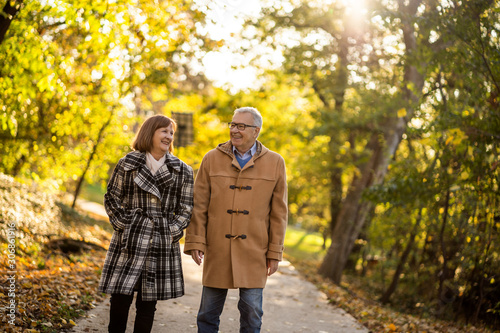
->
[[0, 0, 23, 45]]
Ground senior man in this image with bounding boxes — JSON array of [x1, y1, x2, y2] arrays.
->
[[184, 106, 288, 333]]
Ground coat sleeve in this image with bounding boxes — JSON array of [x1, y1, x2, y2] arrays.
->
[[183, 154, 211, 255], [168, 165, 194, 241], [267, 155, 288, 261], [104, 158, 137, 231]]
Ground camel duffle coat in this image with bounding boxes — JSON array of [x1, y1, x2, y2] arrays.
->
[[184, 140, 287, 289], [98, 151, 194, 301]]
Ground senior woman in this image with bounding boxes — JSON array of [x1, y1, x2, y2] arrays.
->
[[98, 114, 194, 333]]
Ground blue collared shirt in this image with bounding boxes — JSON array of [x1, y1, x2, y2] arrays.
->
[[233, 142, 257, 160]]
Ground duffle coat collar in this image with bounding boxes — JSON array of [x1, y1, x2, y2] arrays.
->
[[216, 140, 268, 171], [122, 151, 181, 200]]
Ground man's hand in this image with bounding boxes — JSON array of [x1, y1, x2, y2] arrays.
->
[[191, 250, 204, 265], [267, 259, 279, 276]]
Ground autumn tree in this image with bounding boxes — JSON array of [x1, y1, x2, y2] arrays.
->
[[246, 2, 499, 325], [0, 0, 23, 43], [246, 0, 427, 283], [370, 0, 500, 323], [0, 0, 216, 201]]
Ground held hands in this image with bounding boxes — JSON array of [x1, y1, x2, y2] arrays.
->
[[191, 250, 204, 266]]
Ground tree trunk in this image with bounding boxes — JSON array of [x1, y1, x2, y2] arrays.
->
[[325, 15, 349, 247], [0, 0, 23, 45], [319, 0, 425, 284], [328, 170, 342, 242], [72, 113, 113, 208], [10, 153, 26, 176], [380, 207, 423, 304], [319, 130, 399, 282], [437, 188, 451, 300]]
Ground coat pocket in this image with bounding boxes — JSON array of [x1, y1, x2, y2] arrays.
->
[[169, 224, 184, 244], [160, 215, 183, 244], [123, 210, 152, 252]]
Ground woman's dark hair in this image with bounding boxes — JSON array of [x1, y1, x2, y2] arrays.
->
[[132, 115, 177, 153]]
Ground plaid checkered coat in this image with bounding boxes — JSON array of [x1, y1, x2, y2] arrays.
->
[[98, 151, 194, 301]]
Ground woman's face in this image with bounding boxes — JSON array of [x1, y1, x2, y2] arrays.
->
[[150, 123, 174, 157]]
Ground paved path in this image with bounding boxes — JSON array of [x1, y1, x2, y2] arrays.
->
[[71, 250, 367, 333], [70, 198, 368, 332]]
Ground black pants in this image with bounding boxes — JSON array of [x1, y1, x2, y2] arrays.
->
[[108, 289, 157, 333]]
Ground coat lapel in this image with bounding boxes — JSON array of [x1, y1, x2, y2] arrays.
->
[[121, 151, 183, 200], [135, 166, 162, 199], [156, 154, 180, 190], [122, 151, 162, 199]]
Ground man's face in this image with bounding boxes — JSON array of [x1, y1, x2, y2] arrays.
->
[[230, 112, 260, 153]]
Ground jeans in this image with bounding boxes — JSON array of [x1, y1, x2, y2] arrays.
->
[[197, 286, 263, 333], [108, 289, 157, 333]]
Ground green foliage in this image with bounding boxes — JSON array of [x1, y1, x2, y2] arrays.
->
[[284, 225, 329, 261], [56, 302, 85, 322], [0, 0, 216, 194], [79, 182, 106, 204], [358, 0, 500, 326]]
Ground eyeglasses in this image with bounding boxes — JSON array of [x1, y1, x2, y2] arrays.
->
[[228, 122, 257, 131]]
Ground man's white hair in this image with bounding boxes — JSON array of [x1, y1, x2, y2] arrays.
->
[[234, 107, 263, 129]]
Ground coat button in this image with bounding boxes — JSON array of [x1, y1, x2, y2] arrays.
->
[[151, 198, 157, 203]]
